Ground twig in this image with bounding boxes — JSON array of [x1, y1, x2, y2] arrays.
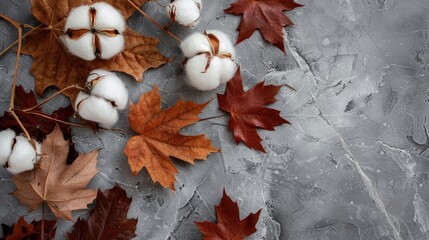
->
[[9, 111, 33, 141], [22, 85, 86, 112], [22, 111, 93, 129], [0, 26, 39, 57], [200, 115, 229, 121], [126, 0, 182, 42], [0, 14, 22, 111], [151, 0, 167, 8]]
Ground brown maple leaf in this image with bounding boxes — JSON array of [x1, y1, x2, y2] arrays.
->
[[22, 0, 169, 102], [1, 217, 56, 240], [124, 86, 218, 190], [12, 125, 99, 220], [224, 0, 303, 52], [217, 68, 290, 153], [68, 185, 137, 240], [0, 86, 74, 142], [195, 190, 261, 240]]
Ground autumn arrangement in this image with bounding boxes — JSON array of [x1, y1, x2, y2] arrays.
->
[[0, 0, 302, 239]]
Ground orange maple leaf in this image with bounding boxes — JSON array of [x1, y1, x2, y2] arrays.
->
[[12, 125, 99, 220], [124, 86, 218, 190], [195, 190, 262, 240], [22, 0, 169, 102]]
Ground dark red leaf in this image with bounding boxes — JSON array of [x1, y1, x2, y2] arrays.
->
[[0, 86, 74, 141], [1, 217, 56, 240], [194, 190, 261, 240], [217, 68, 290, 152], [68, 185, 137, 240], [225, 0, 302, 52]]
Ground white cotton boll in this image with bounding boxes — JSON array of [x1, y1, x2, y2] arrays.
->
[[77, 95, 119, 129], [185, 55, 223, 91], [64, 33, 96, 61], [65, 5, 91, 30], [180, 33, 211, 58], [74, 91, 90, 110], [0, 129, 16, 165], [167, 0, 202, 28], [97, 34, 125, 60], [205, 30, 236, 58], [6, 136, 38, 175], [219, 58, 238, 83], [93, 2, 126, 32], [87, 69, 129, 110]]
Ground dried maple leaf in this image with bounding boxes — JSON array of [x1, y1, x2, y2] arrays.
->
[[1, 217, 56, 240], [217, 68, 290, 153], [12, 125, 99, 220], [68, 185, 137, 240], [22, 0, 169, 102], [195, 190, 261, 240], [0, 86, 74, 142], [224, 0, 302, 52], [124, 86, 218, 190]]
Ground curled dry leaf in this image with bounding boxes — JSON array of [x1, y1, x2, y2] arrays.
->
[[68, 185, 137, 240], [217, 68, 290, 153], [194, 190, 261, 240], [124, 86, 218, 190], [1, 217, 56, 240], [23, 0, 170, 102], [224, 0, 302, 52], [12, 125, 99, 220]]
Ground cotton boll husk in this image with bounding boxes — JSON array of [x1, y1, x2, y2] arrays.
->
[[0, 129, 16, 165], [180, 33, 211, 58], [167, 0, 201, 28], [205, 30, 236, 58], [97, 34, 125, 59], [93, 2, 126, 32], [78, 96, 119, 129], [6, 136, 37, 175], [64, 33, 96, 61], [219, 58, 238, 83], [87, 69, 111, 82], [88, 70, 129, 110], [64, 5, 91, 30], [185, 54, 222, 91]]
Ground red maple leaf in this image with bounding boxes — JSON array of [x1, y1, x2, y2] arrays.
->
[[217, 68, 290, 152], [194, 190, 261, 240], [1, 217, 56, 240], [224, 0, 303, 52]]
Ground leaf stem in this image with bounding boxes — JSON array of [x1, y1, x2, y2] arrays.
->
[[126, 0, 182, 42], [199, 115, 229, 121], [22, 85, 86, 112], [41, 202, 45, 240]]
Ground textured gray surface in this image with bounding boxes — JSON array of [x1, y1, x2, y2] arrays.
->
[[1, 0, 429, 239]]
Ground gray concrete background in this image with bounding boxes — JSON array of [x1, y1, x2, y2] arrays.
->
[[1, 0, 429, 239]]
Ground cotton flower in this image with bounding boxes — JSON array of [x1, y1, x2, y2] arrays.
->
[[63, 2, 126, 61], [180, 30, 237, 91], [0, 129, 41, 175], [75, 69, 128, 129], [167, 0, 202, 28]]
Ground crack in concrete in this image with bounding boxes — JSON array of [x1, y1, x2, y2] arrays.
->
[[284, 31, 402, 240]]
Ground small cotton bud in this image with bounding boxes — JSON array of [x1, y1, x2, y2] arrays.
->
[[6, 136, 41, 175], [185, 54, 223, 91], [0, 129, 16, 165], [75, 92, 119, 129], [86, 69, 129, 110], [167, 0, 202, 28], [64, 2, 125, 61], [181, 30, 237, 91]]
